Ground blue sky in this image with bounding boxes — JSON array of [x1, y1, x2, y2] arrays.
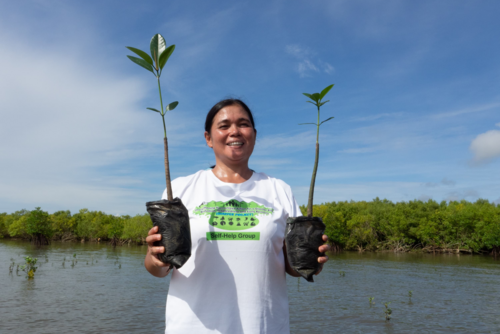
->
[[1, 0, 499, 215]]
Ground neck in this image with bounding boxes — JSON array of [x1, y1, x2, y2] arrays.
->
[[211, 160, 252, 183]]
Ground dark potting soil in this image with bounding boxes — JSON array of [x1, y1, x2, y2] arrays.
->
[[285, 216, 326, 282], [146, 198, 192, 269]]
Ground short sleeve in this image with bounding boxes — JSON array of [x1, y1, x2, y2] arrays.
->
[[275, 179, 302, 218]]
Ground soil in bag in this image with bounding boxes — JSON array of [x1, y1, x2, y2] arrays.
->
[[146, 198, 191, 269], [285, 216, 326, 282]]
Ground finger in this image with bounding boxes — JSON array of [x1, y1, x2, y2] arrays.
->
[[150, 246, 165, 255], [319, 244, 330, 253], [322, 234, 328, 242], [317, 255, 329, 264], [147, 226, 159, 236], [145, 234, 161, 245], [150, 254, 170, 267]]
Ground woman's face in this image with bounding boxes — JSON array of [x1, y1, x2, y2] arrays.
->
[[204, 104, 256, 168]]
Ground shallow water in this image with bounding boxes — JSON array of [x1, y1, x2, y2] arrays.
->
[[1, 240, 499, 333]]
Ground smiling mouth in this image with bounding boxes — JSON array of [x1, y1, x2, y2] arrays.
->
[[227, 141, 243, 147]]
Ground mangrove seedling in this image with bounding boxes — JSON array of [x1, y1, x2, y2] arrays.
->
[[126, 34, 177, 200], [339, 270, 345, 277], [369, 297, 375, 306], [20, 256, 38, 279], [384, 302, 392, 321], [283, 84, 334, 282], [301, 84, 334, 217], [127, 34, 192, 269], [408, 290, 413, 303]]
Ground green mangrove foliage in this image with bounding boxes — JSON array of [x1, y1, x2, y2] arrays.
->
[[1, 198, 499, 252], [299, 198, 500, 253], [0, 208, 152, 245]]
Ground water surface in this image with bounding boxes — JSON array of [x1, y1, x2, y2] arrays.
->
[[1, 240, 499, 333]]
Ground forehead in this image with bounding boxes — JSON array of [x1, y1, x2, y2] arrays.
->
[[213, 105, 251, 123]]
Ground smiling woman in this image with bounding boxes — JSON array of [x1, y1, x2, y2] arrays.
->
[[144, 98, 330, 334], [204, 99, 256, 182]]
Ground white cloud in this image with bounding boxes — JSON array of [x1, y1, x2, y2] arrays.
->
[[496, 122, 500, 127], [285, 44, 333, 77], [418, 195, 432, 202], [297, 60, 319, 77], [432, 103, 500, 119], [445, 189, 479, 202], [0, 20, 205, 214], [351, 112, 405, 122], [469, 129, 500, 163], [423, 178, 456, 188], [285, 44, 314, 59]]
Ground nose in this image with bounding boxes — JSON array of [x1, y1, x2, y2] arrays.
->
[[228, 124, 241, 136]]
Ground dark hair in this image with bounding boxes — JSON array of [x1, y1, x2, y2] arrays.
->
[[205, 99, 255, 133]]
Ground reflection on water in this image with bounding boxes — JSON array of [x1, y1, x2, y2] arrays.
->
[[1, 240, 499, 334], [288, 252, 500, 334]]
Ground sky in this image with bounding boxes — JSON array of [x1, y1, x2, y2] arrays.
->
[[1, 0, 499, 215]]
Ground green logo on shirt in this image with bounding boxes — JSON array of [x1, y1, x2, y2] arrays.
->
[[194, 200, 273, 231]]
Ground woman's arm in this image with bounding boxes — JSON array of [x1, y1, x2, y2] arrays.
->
[[144, 226, 172, 278], [283, 235, 330, 277]]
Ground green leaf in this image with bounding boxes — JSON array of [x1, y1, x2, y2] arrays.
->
[[311, 93, 320, 102], [319, 100, 330, 107], [150, 34, 166, 69], [299, 122, 317, 125], [166, 101, 179, 112], [127, 56, 154, 74], [126, 47, 153, 65], [319, 84, 334, 100], [147, 107, 161, 113], [303, 93, 313, 99], [306, 101, 316, 105], [320, 116, 334, 125], [159, 45, 175, 70]]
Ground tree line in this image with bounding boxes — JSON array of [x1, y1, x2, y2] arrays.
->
[[304, 198, 500, 255], [0, 208, 151, 245], [1, 199, 499, 254]]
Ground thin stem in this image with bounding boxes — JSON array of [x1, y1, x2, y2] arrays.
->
[[157, 75, 173, 200], [157, 77, 166, 137], [307, 103, 321, 217], [164, 137, 173, 201]]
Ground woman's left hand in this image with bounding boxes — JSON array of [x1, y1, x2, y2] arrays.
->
[[315, 235, 330, 276]]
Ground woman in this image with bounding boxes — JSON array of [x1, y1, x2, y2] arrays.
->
[[145, 99, 330, 333]]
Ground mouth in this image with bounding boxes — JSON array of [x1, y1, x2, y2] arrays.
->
[[227, 141, 244, 147]]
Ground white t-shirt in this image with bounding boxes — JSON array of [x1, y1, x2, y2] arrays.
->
[[161, 169, 301, 334]]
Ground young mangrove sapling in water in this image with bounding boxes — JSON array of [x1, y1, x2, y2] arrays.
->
[[285, 84, 334, 282], [126, 34, 191, 269]]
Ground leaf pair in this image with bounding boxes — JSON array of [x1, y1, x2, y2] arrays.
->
[[300, 84, 335, 126], [126, 34, 175, 76], [303, 84, 334, 104], [147, 101, 178, 115]]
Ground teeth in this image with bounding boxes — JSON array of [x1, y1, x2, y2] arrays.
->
[[228, 142, 243, 146]]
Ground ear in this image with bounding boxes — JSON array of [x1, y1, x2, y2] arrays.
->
[[204, 131, 213, 148]]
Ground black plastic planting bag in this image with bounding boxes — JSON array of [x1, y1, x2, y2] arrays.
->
[[146, 198, 191, 269], [285, 216, 326, 282]]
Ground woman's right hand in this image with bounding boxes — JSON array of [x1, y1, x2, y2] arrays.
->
[[144, 226, 171, 277]]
